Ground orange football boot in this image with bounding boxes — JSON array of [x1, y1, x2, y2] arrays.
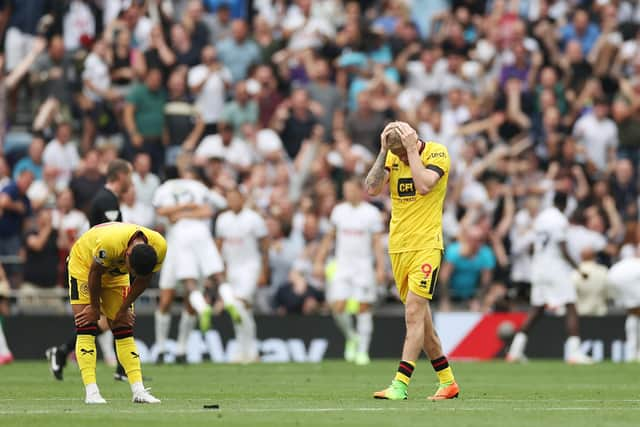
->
[[428, 382, 460, 401]]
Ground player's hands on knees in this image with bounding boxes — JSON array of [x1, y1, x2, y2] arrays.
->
[[113, 308, 136, 328], [75, 305, 100, 326]]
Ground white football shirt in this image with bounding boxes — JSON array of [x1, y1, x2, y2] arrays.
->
[[531, 206, 572, 279], [216, 208, 268, 266], [330, 202, 383, 265]]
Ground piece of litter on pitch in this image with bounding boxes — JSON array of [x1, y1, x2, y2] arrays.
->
[[203, 404, 220, 409]]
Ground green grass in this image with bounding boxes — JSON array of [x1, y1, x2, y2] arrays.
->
[[1, 360, 638, 426]]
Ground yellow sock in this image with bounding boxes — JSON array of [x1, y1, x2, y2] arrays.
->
[[431, 356, 455, 385], [75, 326, 98, 386], [394, 360, 416, 386], [113, 328, 142, 384]]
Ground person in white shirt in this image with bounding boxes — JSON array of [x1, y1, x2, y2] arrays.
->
[[509, 196, 540, 299], [607, 248, 640, 362], [131, 153, 160, 207], [607, 246, 640, 362], [43, 122, 81, 190], [507, 192, 592, 364], [314, 177, 386, 365], [215, 188, 270, 363], [195, 123, 253, 172], [572, 97, 618, 172], [187, 46, 232, 136], [120, 185, 154, 228], [52, 188, 90, 253], [153, 168, 228, 363]]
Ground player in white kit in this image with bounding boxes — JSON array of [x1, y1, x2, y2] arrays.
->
[[607, 250, 640, 362], [215, 188, 270, 363], [506, 192, 592, 364], [153, 168, 228, 363], [315, 177, 386, 365]]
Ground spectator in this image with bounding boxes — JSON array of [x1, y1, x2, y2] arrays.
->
[[195, 123, 253, 173], [22, 209, 59, 290], [42, 122, 80, 191], [170, 23, 201, 67], [221, 80, 258, 134], [13, 136, 45, 181], [109, 27, 137, 92], [132, 152, 160, 208], [69, 150, 105, 214], [216, 19, 260, 82], [345, 91, 387, 155], [120, 185, 154, 228], [253, 64, 284, 128], [573, 97, 617, 173], [439, 226, 497, 312], [164, 68, 204, 165], [52, 188, 89, 263], [124, 67, 167, 174], [612, 98, 640, 166], [137, 25, 176, 80], [271, 88, 317, 159], [202, 2, 232, 44], [2, 0, 48, 71], [274, 213, 325, 314], [181, 0, 210, 52], [307, 58, 345, 141], [561, 9, 600, 55], [188, 45, 232, 136], [0, 170, 33, 285]]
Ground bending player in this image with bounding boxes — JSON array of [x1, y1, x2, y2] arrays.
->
[[314, 177, 385, 365], [215, 189, 269, 363], [365, 121, 459, 401], [69, 222, 166, 403], [506, 192, 592, 364], [153, 167, 228, 363]]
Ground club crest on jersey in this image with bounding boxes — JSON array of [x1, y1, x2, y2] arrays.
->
[[392, 163, 399, 170], [397, 178, 416, 197]]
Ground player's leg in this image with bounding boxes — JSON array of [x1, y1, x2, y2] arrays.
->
[[72, 303, 105, 403], [564, 289, 592, 364], [155, 289, 175, 363], [0, 291, 13, 364], [96, 316, 117, 367], [422, 301, 459, 400], [103, 286, 160, 404], [506, 281, 547, 362], [175, 285, 197, 364], [328, 268, 357, 361], [374, 252, 414, 400], [624, 309, 639, 362], [353, 268, 376, 365], [155, 253, 177, 363]]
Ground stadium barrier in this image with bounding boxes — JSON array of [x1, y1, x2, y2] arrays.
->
[[5, 313, 627, 362]]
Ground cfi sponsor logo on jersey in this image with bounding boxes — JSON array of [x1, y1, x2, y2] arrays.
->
[[397, 178, 416, 197]]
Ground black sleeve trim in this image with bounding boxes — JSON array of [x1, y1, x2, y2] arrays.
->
[[426, 164, 445, 177]]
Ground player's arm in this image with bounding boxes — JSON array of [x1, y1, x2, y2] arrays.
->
[[373, 232, 386, 285], [313, 227, 335, 278], [365, 126, 395, 196], [560, 241, 587, 278], [259, 236, 270, 286], [120, 273, 153, 312], [397, 123, 444, 195], [75, 260, 107, 326]]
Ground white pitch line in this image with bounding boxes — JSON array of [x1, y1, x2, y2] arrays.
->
[[1, 407, 640, 415]]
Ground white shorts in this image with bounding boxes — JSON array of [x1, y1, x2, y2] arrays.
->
[[159, 233, 224, 290], [327, 262, 376, 304], [226, 262, 261, 302], [530, 278, 577, 307]]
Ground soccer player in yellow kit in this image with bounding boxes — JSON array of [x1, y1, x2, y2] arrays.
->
[[366, 121, 459, 401], [69, 222, 166, 404]]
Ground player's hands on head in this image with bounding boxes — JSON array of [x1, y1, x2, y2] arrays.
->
[[380, 121, 401, 151], [395, 122, 419, 151], [75, 305, 100, 327], [113, 308, 136, 328]]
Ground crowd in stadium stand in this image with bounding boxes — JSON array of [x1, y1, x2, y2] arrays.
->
[[0, 0, 639, 315]]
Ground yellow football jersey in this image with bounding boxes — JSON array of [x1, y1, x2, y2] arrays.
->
[[384, 141, 450, 253], [68, 222, 167, 286]]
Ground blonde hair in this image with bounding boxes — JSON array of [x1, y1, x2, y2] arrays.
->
[[386, 127, 404, 150]]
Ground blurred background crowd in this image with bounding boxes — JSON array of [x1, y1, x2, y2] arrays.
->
[[0, 0, 639, 316]]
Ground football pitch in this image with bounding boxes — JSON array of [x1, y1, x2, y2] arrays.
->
[[1, 361, 639, 427]]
